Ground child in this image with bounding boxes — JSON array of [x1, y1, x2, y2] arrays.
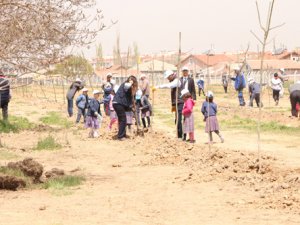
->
[[85, 90, 102, 138], [75, 88, 89, 123], [140, 92, 152, 129], [103, 83, 113, 116], [181, 89, 195, 143], [201, 91, 224, 143], [108, 86, 118, 130]]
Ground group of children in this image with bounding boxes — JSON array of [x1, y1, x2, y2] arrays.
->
[[180, 88, 224, 144], [74, 78, 152, 138]]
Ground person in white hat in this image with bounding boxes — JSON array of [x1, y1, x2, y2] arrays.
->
[[230, 65, 246, 106], [66, 78, 84, 117], [85, 90, 102, 138], [201, 91, 224, 143], [248, 78, 263, 108], [139, 74, 150, 98], [180, 66, 197, 101], [75, 88, 89, 123], [155, 70, 186, 139]]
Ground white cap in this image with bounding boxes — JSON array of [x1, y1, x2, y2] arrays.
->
[[140, 74, 146, 78], [180, 89, 190, 98], [297, 80, 300, 84], [93, 90, 101, 95], [232, 65, 241, 71], [110, 79, 116, 85], [82, 88, 88, 92], [181, 66, 189, 72], [106, 73, 113, 78], [113, 85, 120, 93], [280, 68, 285, 73], [207, 91, 214, 98], [164, 70, 174, 79], [200, 78, 204, 81], [248, 77, 254, 84], [76, 78, 82, 82], [136, 89, 143, 100]]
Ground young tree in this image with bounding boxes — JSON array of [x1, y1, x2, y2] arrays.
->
[[96, 43, 104, 70]]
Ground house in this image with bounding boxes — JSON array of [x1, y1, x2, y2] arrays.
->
[[246, 60, 300, 74]]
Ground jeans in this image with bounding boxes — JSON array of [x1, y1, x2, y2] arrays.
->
[[198, 88, 205, 97], [113, 103, 127, 139], [238, 90, 245, 106], [67, 99, 73, 117], [175, 103, 184, 138], [76, 108, 86, 123]]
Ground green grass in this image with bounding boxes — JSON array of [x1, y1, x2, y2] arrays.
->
[[34, 135, 62, 151], [0, 150, 18, 160], [0, 167, 32, 185], [0, 116, 35, 133], [40, 112, 71, 128], [42, 175, 85, 195], [221, 115, 300, 134]]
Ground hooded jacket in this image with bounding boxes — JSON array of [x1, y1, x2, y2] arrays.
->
[[182, 98, 195, 116]]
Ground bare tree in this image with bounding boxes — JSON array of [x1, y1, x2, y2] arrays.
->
[[251, 0, 284, 171], [0, 0, 110, 74]]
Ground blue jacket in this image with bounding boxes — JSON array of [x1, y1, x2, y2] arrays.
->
[[113, 83, 133, 108], [249, 82, 261, 95], [231, 74, 245, 91], [197, 80, 204, 89], [87, 98, 102, 117], [201, 101, 217, 118], [76, 94, 88, 109]]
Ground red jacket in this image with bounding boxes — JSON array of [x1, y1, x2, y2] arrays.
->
[[182, 97, 195, 116]]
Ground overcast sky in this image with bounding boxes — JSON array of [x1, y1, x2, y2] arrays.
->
[[82, 0, 299, 57]]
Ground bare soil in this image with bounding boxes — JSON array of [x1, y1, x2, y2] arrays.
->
[[0, 87, 300, 225]]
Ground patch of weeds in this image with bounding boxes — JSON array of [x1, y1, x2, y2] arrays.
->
[[42, 175, 85, 195], [40, 112, 71, 128], [34, 135, 62, 151], [0, 150, 18, 160], [0, 167, 32, 185], [221, 115, 300, 134], [0, 116, 35, 133]]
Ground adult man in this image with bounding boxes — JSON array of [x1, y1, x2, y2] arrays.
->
[[139, 74, 150, 98], [156, 70, 184, 139], [231, 65, 246, 106], [222, 74, 229, 93], [0, 71, 11, 121], [248, 78, 263, 108], [66, 78, 84, 117], [289, 81, 300, 117], [180, 67, 197, 100]]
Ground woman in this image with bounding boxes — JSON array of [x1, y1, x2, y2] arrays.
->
[[271, 73, 283, 106], [113, 76, 138, 141]]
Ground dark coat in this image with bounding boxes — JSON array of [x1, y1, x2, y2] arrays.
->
[[113, 83, 134, 109], [87, 98, 102, 117], [66, 81, 84, 100], [0, 78, 10, 104], [180, 77, 197, 100]]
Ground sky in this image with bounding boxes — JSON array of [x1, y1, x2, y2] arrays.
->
[[82, 0, 300, 58]]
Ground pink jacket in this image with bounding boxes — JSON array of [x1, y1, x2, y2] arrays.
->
[[182, 98, 195, 116]]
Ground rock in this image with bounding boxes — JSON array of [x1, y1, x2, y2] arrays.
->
[[0, 175, 26, 191], [7, 158, 43, 182], [283, 201, 293, 207], [280, 183, 290, 190], [39, 206, 46, 211], [45, 168, 65, 179], [112, 164, 122, 168]]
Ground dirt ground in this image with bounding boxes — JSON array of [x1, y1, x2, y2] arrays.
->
[[0, 86, 300, 225]]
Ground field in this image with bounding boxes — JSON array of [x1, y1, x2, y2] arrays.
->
[[0, 84, 300, 225]]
